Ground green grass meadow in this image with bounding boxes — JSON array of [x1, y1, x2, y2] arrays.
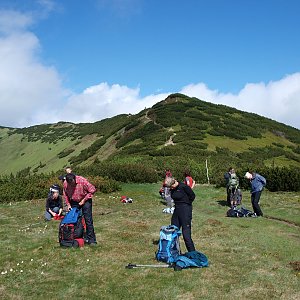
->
[[0, 184, 299, 300]]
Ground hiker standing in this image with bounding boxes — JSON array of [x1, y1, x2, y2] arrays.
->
[[159, 169, 174, 208], [58, 166, 73, 182], [224, 167, 233, 206], [228, 169, 239, 208], [63, 173, 97, 245], [165, 177, 196, 252], [245, 171, 266, 217], [45, 185, 63, 221]]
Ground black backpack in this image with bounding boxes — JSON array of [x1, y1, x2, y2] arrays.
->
[[227, 207, 256, 218], [58, 216, 85, 247]]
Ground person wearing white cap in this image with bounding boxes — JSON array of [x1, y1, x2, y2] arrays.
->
[[44, 185, 63, 221], [245, 171, 266, 217]]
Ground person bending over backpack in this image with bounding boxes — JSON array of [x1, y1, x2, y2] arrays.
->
[[165, 177, 196, 252], [45, 185, 63, 221], [63, 173, 97, 246], [245, 171, 266, 217]]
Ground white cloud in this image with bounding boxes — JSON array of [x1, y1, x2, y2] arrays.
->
[[59, 82, 168, 123], [0, 9, 69, 128], [0, 10, 33, 34], [0, 9, 299, 130], [180, 73, 300, 129]]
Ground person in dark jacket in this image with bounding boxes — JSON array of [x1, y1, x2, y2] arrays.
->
[[224, 167, 233, 207], [245, 171, 266, 217], [165, 177, 196, 252], [45, 185, 63, 221]]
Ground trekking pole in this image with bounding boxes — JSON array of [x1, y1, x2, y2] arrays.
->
[[125, 263, 174, 269]]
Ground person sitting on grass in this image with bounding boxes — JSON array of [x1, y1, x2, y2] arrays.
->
[[45, 185, 63, 221]]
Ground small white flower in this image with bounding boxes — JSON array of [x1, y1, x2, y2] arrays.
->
[[21, 261, 24, 264], [41, 271, 44, 275], [10, 268, 13, 272], [1, 271, 5, 275], [86, 259, 90, 262], [17, 263, 20, 266], [30, 259, 33, 262], [20, 270, 23, 273]]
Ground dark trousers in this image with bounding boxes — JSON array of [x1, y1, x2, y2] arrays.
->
[[226, 187, 231, 207], [71, 199, 97, 243], [171, 204, 195, 252], [251, 191, 263, 216]]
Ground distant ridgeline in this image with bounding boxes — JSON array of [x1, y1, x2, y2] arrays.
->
[[0, 93, 300, 201]]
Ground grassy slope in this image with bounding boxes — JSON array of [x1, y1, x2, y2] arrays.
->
[[0, 185, 299, 300], [1, 95, 300, 175], [0, 129, 98, 174], [204, 131, 296, 152]]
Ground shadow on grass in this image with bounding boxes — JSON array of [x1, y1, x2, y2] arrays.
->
[[217, 200, 229, 207]]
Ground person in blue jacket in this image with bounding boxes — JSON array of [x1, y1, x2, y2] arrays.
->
[[165, 177, 196, 252], [245, 171, 266, 217]]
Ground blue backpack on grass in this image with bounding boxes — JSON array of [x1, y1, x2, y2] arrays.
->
[[156, 225, 181, 264], [175, 251, 209, 270]]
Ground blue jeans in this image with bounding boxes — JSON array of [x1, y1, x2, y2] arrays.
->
[[70, 199, 96, 244], [45, 207, 60, 221]]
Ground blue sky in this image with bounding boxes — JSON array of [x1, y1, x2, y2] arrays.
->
[[0, 0, 300, 129]]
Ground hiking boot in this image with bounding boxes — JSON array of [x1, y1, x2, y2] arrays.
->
[[174, 265, 182, 271], [88, 242, 97, 247]]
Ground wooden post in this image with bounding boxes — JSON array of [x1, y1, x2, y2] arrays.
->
[[205, 159, 210, 185]]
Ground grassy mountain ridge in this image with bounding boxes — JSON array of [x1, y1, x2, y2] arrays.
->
[[1, 93, 300, 175]]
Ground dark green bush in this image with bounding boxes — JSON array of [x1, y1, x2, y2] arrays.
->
[[57, 148, 75, 158], [0, 173, 121, 203]]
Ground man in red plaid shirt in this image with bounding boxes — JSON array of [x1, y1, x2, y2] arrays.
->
[[63, 173, 97, 245]]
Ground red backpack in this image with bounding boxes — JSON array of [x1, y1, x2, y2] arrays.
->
[[58, 216, 86, 247], [184, 176, 195, 189]]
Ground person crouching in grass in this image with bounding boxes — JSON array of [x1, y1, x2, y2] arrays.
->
[[45, 185, 63, 221]]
